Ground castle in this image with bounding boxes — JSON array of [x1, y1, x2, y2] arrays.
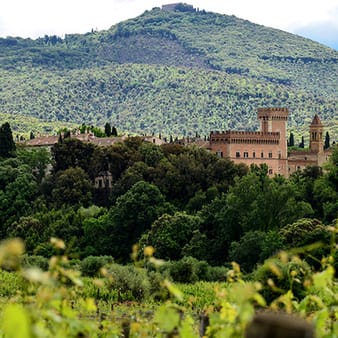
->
[[209, 108, 332, 176]]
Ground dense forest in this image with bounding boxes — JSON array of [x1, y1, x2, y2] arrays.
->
[[0, 120, 337, 336], [0, 5, 337, 140], [0, 122, 336, 274]]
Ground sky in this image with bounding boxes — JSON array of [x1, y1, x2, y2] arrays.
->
[[0, 0, 338, 50]]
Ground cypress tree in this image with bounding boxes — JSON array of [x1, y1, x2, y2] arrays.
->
[[111, 126, 118, 137], [104, 122, 112, 137], [0, 122, 16, 158], [324, 131, 330, 149], [289, 132, 294, 147]]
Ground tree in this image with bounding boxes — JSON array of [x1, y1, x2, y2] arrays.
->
[[108, 181, 173, 262], [289, 132, 294, 147], [324, 131, 330, 149], [313, 146, 338, 222], [299, 136, 305, 148], [279, 218, 331, 268], [104, 122, 112, 137], [0, 122, 16, 158], [0, 158, 39, 237], [51, 167, 93, 208], [52, 138, 96, 175], [111, 126, 118, 137], [140, 212, 201, 260]]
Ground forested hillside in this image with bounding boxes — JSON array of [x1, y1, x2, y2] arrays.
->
[[0, 4, 337, 139]]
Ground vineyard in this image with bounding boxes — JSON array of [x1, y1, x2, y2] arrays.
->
[[0, 233, 337, 337]]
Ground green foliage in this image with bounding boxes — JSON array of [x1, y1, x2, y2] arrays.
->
[[161, 256, 229, 283], [0, 8, 337, 139], [109, 180, 172, 261], [80, 255, 113, 277], [52, 138, 96, 174], [324, 131, 330, 149], [313, 146, 338, 222], [252, 254, 313, 303], [229, 230, 283, 273], [141, 212, 201, 260], [163, 256, 203, 283], [51, 167, 93, 208], [21, 255, 49, 270], [105, 263, 152, 301], [0, 157, 39, 237], [0, 122, 15, 158], [0, 230, 336, 337]]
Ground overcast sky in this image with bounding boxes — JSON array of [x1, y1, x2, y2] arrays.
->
[[1, 0, 337, 50]]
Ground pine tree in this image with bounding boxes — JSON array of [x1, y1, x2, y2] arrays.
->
[[0, 122, 16, 158]]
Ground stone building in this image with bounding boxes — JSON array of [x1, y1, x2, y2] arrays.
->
[[209, 108, 332, 176], [161, 3, 194, 11], [288, 114, 331, 175]]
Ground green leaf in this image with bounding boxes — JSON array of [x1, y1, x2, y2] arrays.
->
[[1, 304, 31, 338], [154, 305, 180, 333]]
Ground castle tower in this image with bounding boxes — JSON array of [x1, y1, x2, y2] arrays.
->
[[309, 114, 323, 153], [258, 107, 289, 157]]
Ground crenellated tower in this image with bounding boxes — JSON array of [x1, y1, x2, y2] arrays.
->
[[258, 107, 289, 159]]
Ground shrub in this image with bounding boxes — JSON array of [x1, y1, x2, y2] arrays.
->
[[106, 263, 151, 301], [0, 270, 26, 297], [80, 256, 113, 276], [252, 256, 312, 303], [160, 257, 229, 283], [22, 255, 49, 271], [206, 266, 229, 282]]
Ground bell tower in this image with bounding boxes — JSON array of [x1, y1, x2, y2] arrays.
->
[[309, 114, 323, 153]]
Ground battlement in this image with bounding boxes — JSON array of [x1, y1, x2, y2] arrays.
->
[[258, 107, 289, 120], [210, 130, 280, 145]]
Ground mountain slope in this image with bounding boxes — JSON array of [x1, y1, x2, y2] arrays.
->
[[0, 5, 337, 140]]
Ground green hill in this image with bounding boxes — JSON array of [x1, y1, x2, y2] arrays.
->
[[0, 4, 337, 140]]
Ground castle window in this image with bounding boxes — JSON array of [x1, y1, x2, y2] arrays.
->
[[261, 152, 264, 158], [244, 152, 248, 158], [269, 152, 273, 158], [268, 169, 273, 175], [216, 151, 223, 158], [253, 152, 256, 158], [278, 151, 281, 159], [236, 152, 240, 158]]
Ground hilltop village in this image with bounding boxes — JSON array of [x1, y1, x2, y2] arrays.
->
[[24, 107, 333, 177]]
